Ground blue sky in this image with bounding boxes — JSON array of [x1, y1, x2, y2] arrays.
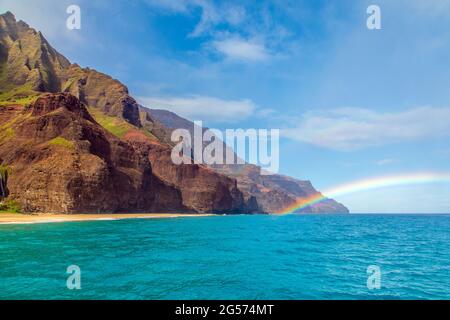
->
[[2, 0, 450, 213]]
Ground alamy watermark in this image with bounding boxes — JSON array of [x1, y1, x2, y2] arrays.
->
[[66, 5, 81, 30], [171, 121, 280, 175], [367, 5, 381, 30], [367, 265, 381, 290], [66, 265, 81, 290], [65, 4, 380, 31]]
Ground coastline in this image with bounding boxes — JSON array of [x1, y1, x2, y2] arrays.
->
[[0, 213, 214, 225]]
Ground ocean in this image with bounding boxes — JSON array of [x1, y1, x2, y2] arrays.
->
[[0, 214, 449, 300]]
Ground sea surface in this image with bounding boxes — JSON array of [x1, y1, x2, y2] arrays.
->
[[0, 214, 449, 300]]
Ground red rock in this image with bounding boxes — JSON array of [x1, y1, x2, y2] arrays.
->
[[0, 93, 248, 214]]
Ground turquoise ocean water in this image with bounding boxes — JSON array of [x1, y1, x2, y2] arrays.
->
[[0, 214, 449, 299]]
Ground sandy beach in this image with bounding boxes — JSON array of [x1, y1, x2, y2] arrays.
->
[[0, 213, 214, 225]]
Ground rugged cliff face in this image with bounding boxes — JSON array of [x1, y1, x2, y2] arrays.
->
[[145, 143, 257, 213], [0, 93, 250, 213], [0, 12, 70, 93], [212, 164, 348, 213], [0, 11, 141, 127], [0, 11, 348, 214], [2, 93, 167, 212], [143, 109, 349, 213]]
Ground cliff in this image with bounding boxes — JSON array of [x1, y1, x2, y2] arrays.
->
[[0, 11, 348, 214], [142, 109, 349, 213], [0, 93, 250, 213]]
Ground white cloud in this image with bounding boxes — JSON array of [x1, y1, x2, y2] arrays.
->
[[144, 0, 246, 37], [212, 36, 270, 62], [188, 0, 219, 37], [143, 0, 283, 63], [142, 0, 298, 65], [138, 95, 257, 123], [282, 107, 450, 151]]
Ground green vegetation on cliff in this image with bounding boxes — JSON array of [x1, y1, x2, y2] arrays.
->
[[0, 127, 14, 141], [0, 112, 30, 142], [0, 199, 21, 213], [88, 107, 132, 138], [88, 107, 157, 141], [0, 85, 41, 106], [49, 137, 75, 149]]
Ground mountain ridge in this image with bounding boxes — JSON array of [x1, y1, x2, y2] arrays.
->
[[0, 11, 348, 214], [142, 108, 349, 213]]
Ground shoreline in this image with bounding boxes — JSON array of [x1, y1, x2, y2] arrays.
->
[[0, 213, 214, 225]]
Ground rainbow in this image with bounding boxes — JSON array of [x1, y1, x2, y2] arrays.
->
[[276, 172, 450, 214]]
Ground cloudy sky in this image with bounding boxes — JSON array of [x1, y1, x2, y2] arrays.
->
[[2, 0, 450, 213]]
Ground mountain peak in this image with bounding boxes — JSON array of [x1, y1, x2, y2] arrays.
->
[[0, 12, 142, 127], [0, 11, 16, 22]]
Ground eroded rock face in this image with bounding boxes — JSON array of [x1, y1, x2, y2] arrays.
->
[[1, 93, 149, 212], [0, 93, 247, 213], [0, 12, 70, 93], [61, 65, 142, 127], [145, 108, 349, 214], [0, 12, 141, 127], [144, 142, 255, 214], [212, 165, 349, 214]]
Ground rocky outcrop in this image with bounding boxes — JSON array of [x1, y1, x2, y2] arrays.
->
[[143, 142, 255, 213], [61, 65, 142, 127]]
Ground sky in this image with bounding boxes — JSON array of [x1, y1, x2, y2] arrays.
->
[[1, 0, 450, 213]]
